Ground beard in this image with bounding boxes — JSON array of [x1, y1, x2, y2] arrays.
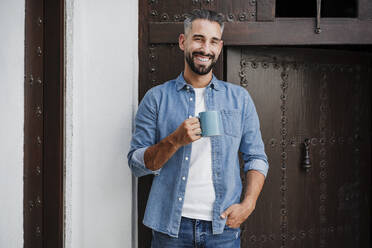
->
[[185, 51, 218, 75]]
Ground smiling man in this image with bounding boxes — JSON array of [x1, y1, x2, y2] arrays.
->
[[128, 9, 269, 248]]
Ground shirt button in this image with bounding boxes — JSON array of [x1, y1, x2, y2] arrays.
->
[[186, 86, 190, 89], [190, 98, 193, 101], [185, 156, 189, 160], [182, 177, 186, 181], [178, 197, 182, 201]]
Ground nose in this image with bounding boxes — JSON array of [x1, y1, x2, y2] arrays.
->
[[200, 42, 211, 55]]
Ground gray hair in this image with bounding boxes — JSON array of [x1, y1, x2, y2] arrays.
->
[[184, 9, 224, 36]]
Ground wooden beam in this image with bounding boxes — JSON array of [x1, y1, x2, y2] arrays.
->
[[149, 18, 372, 45], [257, 0, 276, 21]]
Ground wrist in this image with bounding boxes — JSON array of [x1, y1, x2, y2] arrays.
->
[[241, 198, 256, 210]]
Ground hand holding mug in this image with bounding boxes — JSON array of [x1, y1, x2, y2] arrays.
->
[[170, 117, 202, 147]]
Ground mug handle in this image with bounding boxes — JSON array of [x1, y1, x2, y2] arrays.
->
[[196, 115, 203, 136]]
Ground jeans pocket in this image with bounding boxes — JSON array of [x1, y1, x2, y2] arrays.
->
[[220, 109, 241, 137], [223, 224, 241, 240]]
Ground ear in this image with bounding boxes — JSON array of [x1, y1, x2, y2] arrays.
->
[[216, 39, 223, 57], [218, 39, 224, 53], [220, 40, 223, 49], [179, 34, 186, 51]]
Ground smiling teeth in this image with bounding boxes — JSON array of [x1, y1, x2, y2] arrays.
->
[[197, 57, 209, 62]]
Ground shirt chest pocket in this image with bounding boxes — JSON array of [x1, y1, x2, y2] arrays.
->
[[220, 109, 241, 137]]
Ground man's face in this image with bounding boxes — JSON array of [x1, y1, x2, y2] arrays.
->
[[179, 19, 223, 75]]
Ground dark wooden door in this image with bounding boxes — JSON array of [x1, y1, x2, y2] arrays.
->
[[138, 0, 372, 247], [227, 47, 371, 248]]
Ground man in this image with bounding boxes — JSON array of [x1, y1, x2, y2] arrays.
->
[[128, 9, 268, 248]]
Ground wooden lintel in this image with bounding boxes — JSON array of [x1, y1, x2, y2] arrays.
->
[[149, 18, 372, 45]]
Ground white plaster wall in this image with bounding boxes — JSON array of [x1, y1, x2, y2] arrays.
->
[[65, 0, 137, 247], [0, 0, 24, 247]]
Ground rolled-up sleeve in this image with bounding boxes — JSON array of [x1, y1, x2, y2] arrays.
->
[[239, 93, 269, 178], [127, 89, 162, 177], [244, 159, 268, 178]]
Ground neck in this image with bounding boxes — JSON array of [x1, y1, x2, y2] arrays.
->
[[183, 63, 213, 88]]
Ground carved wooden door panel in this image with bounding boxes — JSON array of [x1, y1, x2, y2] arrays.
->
[[227, 47, 371, 248]]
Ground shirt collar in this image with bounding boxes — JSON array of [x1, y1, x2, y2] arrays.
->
[[175, 72, 220, 91]]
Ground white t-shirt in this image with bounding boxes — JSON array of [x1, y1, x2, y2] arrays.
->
[[181, 87, 216, 221]]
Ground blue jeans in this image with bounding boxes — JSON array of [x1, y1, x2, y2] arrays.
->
[[151, 217, 241, 248]]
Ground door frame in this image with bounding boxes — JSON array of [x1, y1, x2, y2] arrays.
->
[[24, 0, 65, 247]]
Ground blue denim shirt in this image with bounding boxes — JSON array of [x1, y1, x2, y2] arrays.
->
[[127, 73, 268, 238]]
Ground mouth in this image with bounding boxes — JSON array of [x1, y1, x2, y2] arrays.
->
[[193, 53, 213, 64], [196, 56, 209, 62]]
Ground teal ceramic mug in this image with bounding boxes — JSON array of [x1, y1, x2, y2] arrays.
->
[[198, 111, 222, 137]]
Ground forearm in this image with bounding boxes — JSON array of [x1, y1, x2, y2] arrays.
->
[[143, 117, 201, 171], [241, 170, 265, 209], [221, 170, 266, 227], [144, 133, 180, 171]]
